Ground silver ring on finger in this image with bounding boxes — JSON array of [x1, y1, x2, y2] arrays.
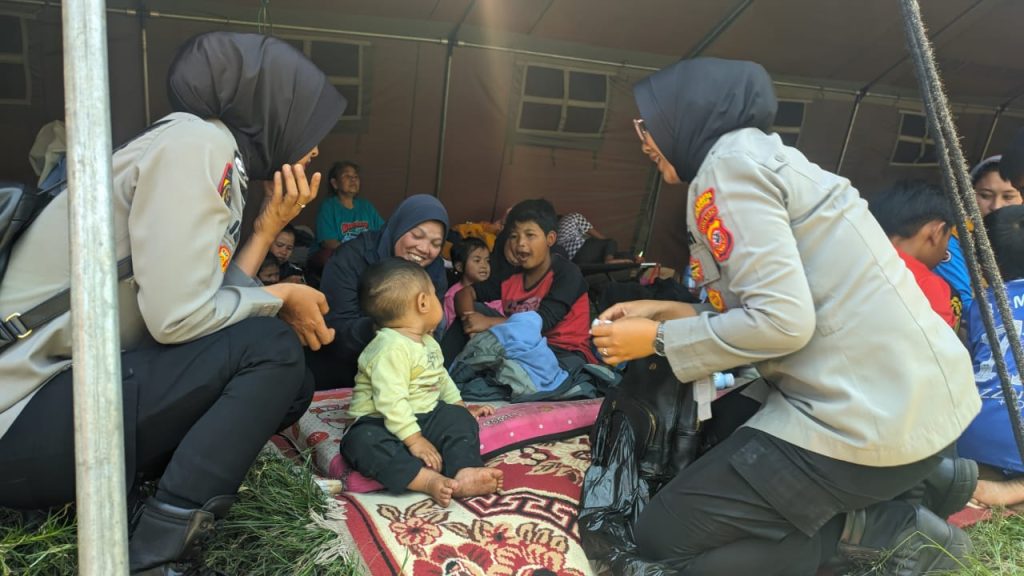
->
[[600, 347, 609, 356]]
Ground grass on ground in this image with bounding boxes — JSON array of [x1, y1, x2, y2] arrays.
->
[[951, 511, 1024, 575], [0, 452, 361, 576], [3, 460, 1024, 575]]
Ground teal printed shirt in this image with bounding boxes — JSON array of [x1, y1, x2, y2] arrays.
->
[[314, 195, 384, 247]]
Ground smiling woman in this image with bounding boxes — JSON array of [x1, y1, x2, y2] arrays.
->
[[308, 194, 450, 389]]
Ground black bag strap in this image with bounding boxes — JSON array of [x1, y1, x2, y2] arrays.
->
[[0, 256, 133, 352]]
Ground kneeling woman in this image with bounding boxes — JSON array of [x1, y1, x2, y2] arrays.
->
[[591, 58, 980, 575]]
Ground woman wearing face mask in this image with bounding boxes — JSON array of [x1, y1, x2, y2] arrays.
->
[[309, 194, 449, 389], [0, 32, 344, 574], [590, 58, 980, 575]]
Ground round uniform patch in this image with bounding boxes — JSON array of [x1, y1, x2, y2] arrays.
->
[[707, 288, 726, 312], [218, 245, 232, 273], [705, 219, 734, 262]]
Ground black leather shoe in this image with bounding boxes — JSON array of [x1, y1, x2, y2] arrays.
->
[[129, 495, 235, 576], [834, 501, 971, 575]]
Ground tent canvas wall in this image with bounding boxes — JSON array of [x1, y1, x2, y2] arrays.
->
[[1, 0, 1023, 270]]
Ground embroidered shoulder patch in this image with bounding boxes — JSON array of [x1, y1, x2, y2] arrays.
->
[[217, 162, 233, 206], [705, 218, 734, 262], [693, 187, 716, 219], [218, 245, 232, 273], [693, 187, 734, 262], [707, 288, 726, 312]]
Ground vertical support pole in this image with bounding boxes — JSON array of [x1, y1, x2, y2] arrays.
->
[[835, 92, 863, 174], [140, 7, 152, 126], [62, 0, 130, 574], [433, 40, 454, 197], [433, 0, 476, 198], [979, 106, 1003, 160]]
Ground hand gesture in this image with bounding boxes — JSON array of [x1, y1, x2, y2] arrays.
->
[[461, 311, 492, 335], [254, 163, 321, 239], [264, 283, 336, 350], [467, 404, 495, 418], [407, 436, 442, 471], [591, 317, 659, 365]]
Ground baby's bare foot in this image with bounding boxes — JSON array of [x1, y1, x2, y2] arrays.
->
[[453, 467, 504, 498], [425, 476, 458, 507]]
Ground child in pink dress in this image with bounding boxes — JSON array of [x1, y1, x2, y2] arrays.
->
[[443, 237, 503, 331]]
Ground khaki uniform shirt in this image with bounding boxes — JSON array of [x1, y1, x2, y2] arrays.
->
[[0, 113, 282, 439], [665, 127, 980, 466]]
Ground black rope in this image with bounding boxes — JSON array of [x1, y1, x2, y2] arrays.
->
[[898, 0, 1024, 464]]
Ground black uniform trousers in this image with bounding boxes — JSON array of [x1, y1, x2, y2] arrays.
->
[[0, 316, 314, 510], [635, 426, 941, 575], [340, 402, 482, 493]]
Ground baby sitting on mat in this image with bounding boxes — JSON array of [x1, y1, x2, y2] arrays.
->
[[340, 258, 503, 506]]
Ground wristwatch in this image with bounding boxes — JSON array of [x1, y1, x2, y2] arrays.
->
[[653, 321, 666, 357]]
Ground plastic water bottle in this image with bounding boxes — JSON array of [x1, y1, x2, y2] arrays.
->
[[711, 372, 735, 390]]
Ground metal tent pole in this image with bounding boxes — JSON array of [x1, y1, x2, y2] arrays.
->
[[140, 6, 152, 125], [433, 0, 477, 197], [62, 0, 130, 573], [835, 92, 864, 174], [979, 106, 1003, 160]]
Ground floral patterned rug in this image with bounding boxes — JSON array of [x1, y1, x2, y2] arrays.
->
[[336, 435, 595, 576]]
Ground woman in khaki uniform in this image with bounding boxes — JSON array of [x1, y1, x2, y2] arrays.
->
[[0, 32, 344, 574], [592, 58, 980, 575]]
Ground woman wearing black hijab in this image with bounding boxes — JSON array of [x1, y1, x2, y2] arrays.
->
[[590, 58, 979, 575], [309, 194, 450, 389], [0, 32, 343, 574]]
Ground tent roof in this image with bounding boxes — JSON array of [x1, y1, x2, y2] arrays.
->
[[122, 0, 1024, 112]]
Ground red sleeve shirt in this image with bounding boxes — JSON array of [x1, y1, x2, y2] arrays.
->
[[896, 249, 958, 329], [501, 256, 597, 363]]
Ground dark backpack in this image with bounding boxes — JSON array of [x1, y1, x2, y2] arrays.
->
[[0, 180, 65, 282]]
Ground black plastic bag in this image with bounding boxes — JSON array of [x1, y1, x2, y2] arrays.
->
[[579, 411, 677, 575]]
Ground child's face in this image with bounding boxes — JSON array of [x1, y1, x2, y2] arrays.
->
[[258, 265, 280, 285], [974, 171, 1023, 217], [270, 231, 295, 263], [462, 247, 491, 283], [508, 220, 555, 271]]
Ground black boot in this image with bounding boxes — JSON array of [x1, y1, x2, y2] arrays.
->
[[898, 457, 978, 519], [128, 495, 235, 576], [834, 501, 971, 575]]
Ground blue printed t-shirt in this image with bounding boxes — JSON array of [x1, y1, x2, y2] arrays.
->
[[956, 278, 1024, 475], [314, 195, 384, 247], [934, 235, 974, 315]]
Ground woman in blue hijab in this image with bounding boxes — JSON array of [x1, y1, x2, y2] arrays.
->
[[310, 194, 449, 389], [591, 57, 979, 575]]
